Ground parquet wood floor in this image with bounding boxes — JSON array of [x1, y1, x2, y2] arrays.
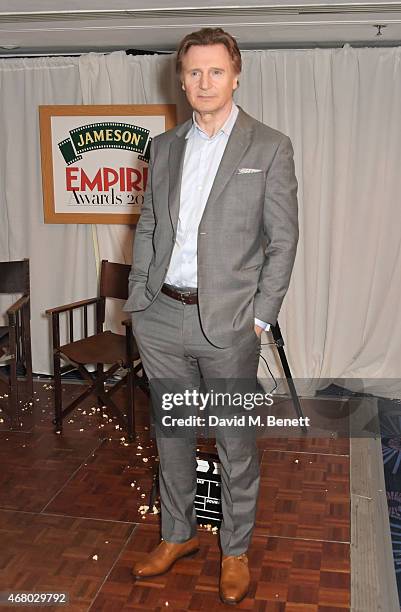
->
[[0, 381, 350, 611]]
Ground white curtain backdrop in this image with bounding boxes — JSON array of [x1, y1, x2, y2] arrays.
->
[[0, 56, 97, 374], [1, 47, 400, 395], [236, 47, 401, 396]]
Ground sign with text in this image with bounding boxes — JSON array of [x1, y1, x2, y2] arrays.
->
[[40, 105, 176, 224]]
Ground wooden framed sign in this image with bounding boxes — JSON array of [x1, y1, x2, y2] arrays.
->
[[39, 104, 176, 224]]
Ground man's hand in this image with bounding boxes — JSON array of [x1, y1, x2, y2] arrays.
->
[[254, 324, 264, 337]]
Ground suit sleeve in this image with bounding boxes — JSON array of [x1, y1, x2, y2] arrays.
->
[[253, 135, 299, 325], [128, 139, 156, 297]]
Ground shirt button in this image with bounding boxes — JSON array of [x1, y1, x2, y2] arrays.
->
[[198, 186, 202, 191]]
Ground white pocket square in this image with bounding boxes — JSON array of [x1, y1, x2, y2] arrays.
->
[[236, 167, 262, 174]]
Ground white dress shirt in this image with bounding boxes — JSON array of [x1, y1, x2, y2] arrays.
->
[[165, 102, 269, 331]]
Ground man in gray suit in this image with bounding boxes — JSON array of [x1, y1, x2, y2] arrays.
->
[[125, 27, 298, 605]]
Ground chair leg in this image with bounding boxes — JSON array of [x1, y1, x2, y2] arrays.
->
[[126, 366, 136, 443], [24, 329, 33, 400], [6, 323, 19, 429], [149, 466, 159, 508], [20, 305, 33, 395], [96, 363, 104, 411], [53, 352, 62, 432], [9, 355, 18, 429]]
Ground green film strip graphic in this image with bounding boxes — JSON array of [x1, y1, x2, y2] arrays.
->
[[58, 122, 151, 165]]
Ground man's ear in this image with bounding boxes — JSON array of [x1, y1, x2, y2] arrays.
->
[[181, 82, 185, 91]]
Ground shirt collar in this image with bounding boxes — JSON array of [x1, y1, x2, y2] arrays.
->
[[185, 102, 239, 140]]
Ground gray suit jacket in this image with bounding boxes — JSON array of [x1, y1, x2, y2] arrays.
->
[[124, 107, 298, 348]]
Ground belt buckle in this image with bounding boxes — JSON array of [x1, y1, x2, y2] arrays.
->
[[179, 290, 192, 304]]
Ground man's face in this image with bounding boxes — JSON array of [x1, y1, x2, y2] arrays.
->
[[180, 43, 239, 115]]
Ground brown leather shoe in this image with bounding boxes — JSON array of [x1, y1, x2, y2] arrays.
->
[[219, 553, 250, 605], [132, 536, 200, 579]]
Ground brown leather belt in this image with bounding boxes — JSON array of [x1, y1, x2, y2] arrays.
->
[[161, 284, 198, 305]]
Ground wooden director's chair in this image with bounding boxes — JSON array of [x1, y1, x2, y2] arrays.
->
[[0, 259, 33, 427], [46, 260, 147, 442]]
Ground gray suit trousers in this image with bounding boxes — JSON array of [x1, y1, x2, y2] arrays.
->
[[132, 290, 261, 556]]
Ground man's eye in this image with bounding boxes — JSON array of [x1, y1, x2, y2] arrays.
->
[[212, 70, 223, 76], [191, 71, 199, 77]]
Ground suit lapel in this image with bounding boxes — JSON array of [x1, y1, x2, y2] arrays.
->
[[200, 109, 253, 222], [168, 123, 189, 233], [167, 108, 254, 232]]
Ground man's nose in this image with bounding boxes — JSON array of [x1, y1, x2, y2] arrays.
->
[[199, 73, 211, 90]]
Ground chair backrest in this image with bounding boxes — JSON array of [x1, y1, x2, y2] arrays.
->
[[0, 259, 30, 294], [99, 260, 131, 300]]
